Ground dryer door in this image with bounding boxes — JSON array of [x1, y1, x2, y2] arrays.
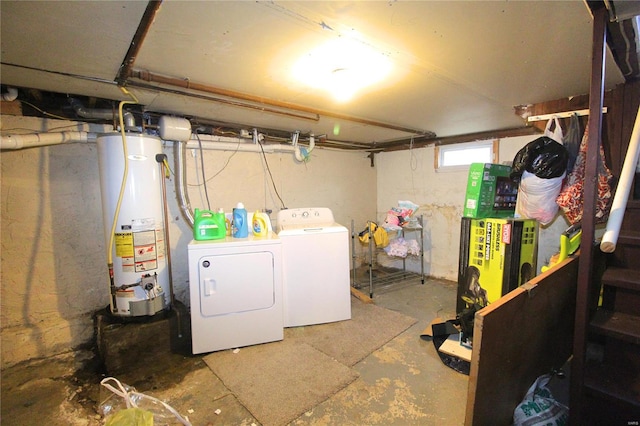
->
[[197, 251, 275, 317]]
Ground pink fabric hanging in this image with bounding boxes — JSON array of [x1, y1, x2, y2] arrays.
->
[[556, 124, 614, 225]]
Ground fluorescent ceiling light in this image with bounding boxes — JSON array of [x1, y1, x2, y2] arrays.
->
[[292, 36, 393, 102]]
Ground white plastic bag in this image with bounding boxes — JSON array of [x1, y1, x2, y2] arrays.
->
[[513, 374, 568, 426], [99, 377, 192, 426], [515, 170, 564, 225], [544, 116, 564, 144]]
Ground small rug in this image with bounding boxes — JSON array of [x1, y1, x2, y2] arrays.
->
[[203, 340, 358, 426]]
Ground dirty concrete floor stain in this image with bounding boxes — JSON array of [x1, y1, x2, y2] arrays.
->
[[1, 277, 467, 425]]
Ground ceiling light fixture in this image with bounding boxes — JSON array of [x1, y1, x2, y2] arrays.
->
[[292, 36, 393, 102]]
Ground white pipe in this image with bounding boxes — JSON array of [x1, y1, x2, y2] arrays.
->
[[179, 135, 300, 154], [295, 134, 315, 162], [185, 140, 290, 153], [0, 131, 96, 150], [2, 87, 18, 101], [187, 140, 284, 153], [601, 105, 640, 253]]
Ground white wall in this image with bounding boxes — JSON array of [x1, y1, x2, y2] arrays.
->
[[376, 136, 571, 281], [0, 115, 377, 368]]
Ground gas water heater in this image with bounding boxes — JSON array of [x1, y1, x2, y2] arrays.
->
[[97, 133, 170, 316]]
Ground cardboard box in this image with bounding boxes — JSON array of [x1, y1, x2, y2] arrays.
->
[[456, 217, 538, 314], [463, 163, 517, 218]]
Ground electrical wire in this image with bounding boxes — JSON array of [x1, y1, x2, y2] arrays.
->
[[162, 157, 173, 177], [17, 100, 76, 121], [194, 130, 211, 210], [257, 139, 286, 209], [409, 136, 418, 171], [185, 140, 241, 187], [409, 135, 419, 199]]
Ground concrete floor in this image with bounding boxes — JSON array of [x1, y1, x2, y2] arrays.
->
[[0, 276, 469, 426]]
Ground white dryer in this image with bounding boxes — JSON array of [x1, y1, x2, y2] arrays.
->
[[276, 207, 351, 327], [187, 235, 283, 354]]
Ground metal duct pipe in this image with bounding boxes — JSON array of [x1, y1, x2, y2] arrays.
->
[[69, 98, 115, 120], [69, 98, 137, 130], [174, 140, 195, 228]]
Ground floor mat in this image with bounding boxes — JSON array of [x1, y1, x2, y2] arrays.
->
[[203, 340, 358, 426]]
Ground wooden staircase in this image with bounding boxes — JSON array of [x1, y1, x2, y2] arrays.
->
[[571, 9, 640, 420], [582, 201, 640, 422]]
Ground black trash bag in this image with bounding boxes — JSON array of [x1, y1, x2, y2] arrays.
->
[[510, 136, 569, 182], [563, 114, 581, 174]]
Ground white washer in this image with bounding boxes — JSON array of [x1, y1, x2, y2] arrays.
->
[[277, 207, 351, 327], [187, 234, 283, 354]]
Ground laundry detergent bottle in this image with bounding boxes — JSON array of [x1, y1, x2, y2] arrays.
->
[[232, 202, 249, 238], [194, 208, 226, 240], [252, 211, 271, 237]]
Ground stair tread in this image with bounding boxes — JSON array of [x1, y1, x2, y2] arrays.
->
[[590, 309, 640, 344], [584, 361, 640, 407], [617, 230, 640, 245], [601, 267, 640, 290], [626, 199, 640, 210]]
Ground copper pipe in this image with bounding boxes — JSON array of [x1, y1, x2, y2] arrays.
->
[[116, 1, 163, 85], [128, 68, 433, 136], [377, 126, 538, 152], [126, 79, 320, 122]]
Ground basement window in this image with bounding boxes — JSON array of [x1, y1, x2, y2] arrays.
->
[[435, 140, 498, 171]]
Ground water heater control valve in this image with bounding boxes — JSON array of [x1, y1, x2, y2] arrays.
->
[[140, 273, 158, 292]]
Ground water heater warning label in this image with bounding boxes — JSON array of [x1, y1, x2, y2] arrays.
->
[[133, 230, 158, 272], [116, 230, 160, 272], [115, 233, 134, 257]]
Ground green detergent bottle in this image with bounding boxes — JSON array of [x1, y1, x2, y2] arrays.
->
[[194, 208, 226, 240]]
